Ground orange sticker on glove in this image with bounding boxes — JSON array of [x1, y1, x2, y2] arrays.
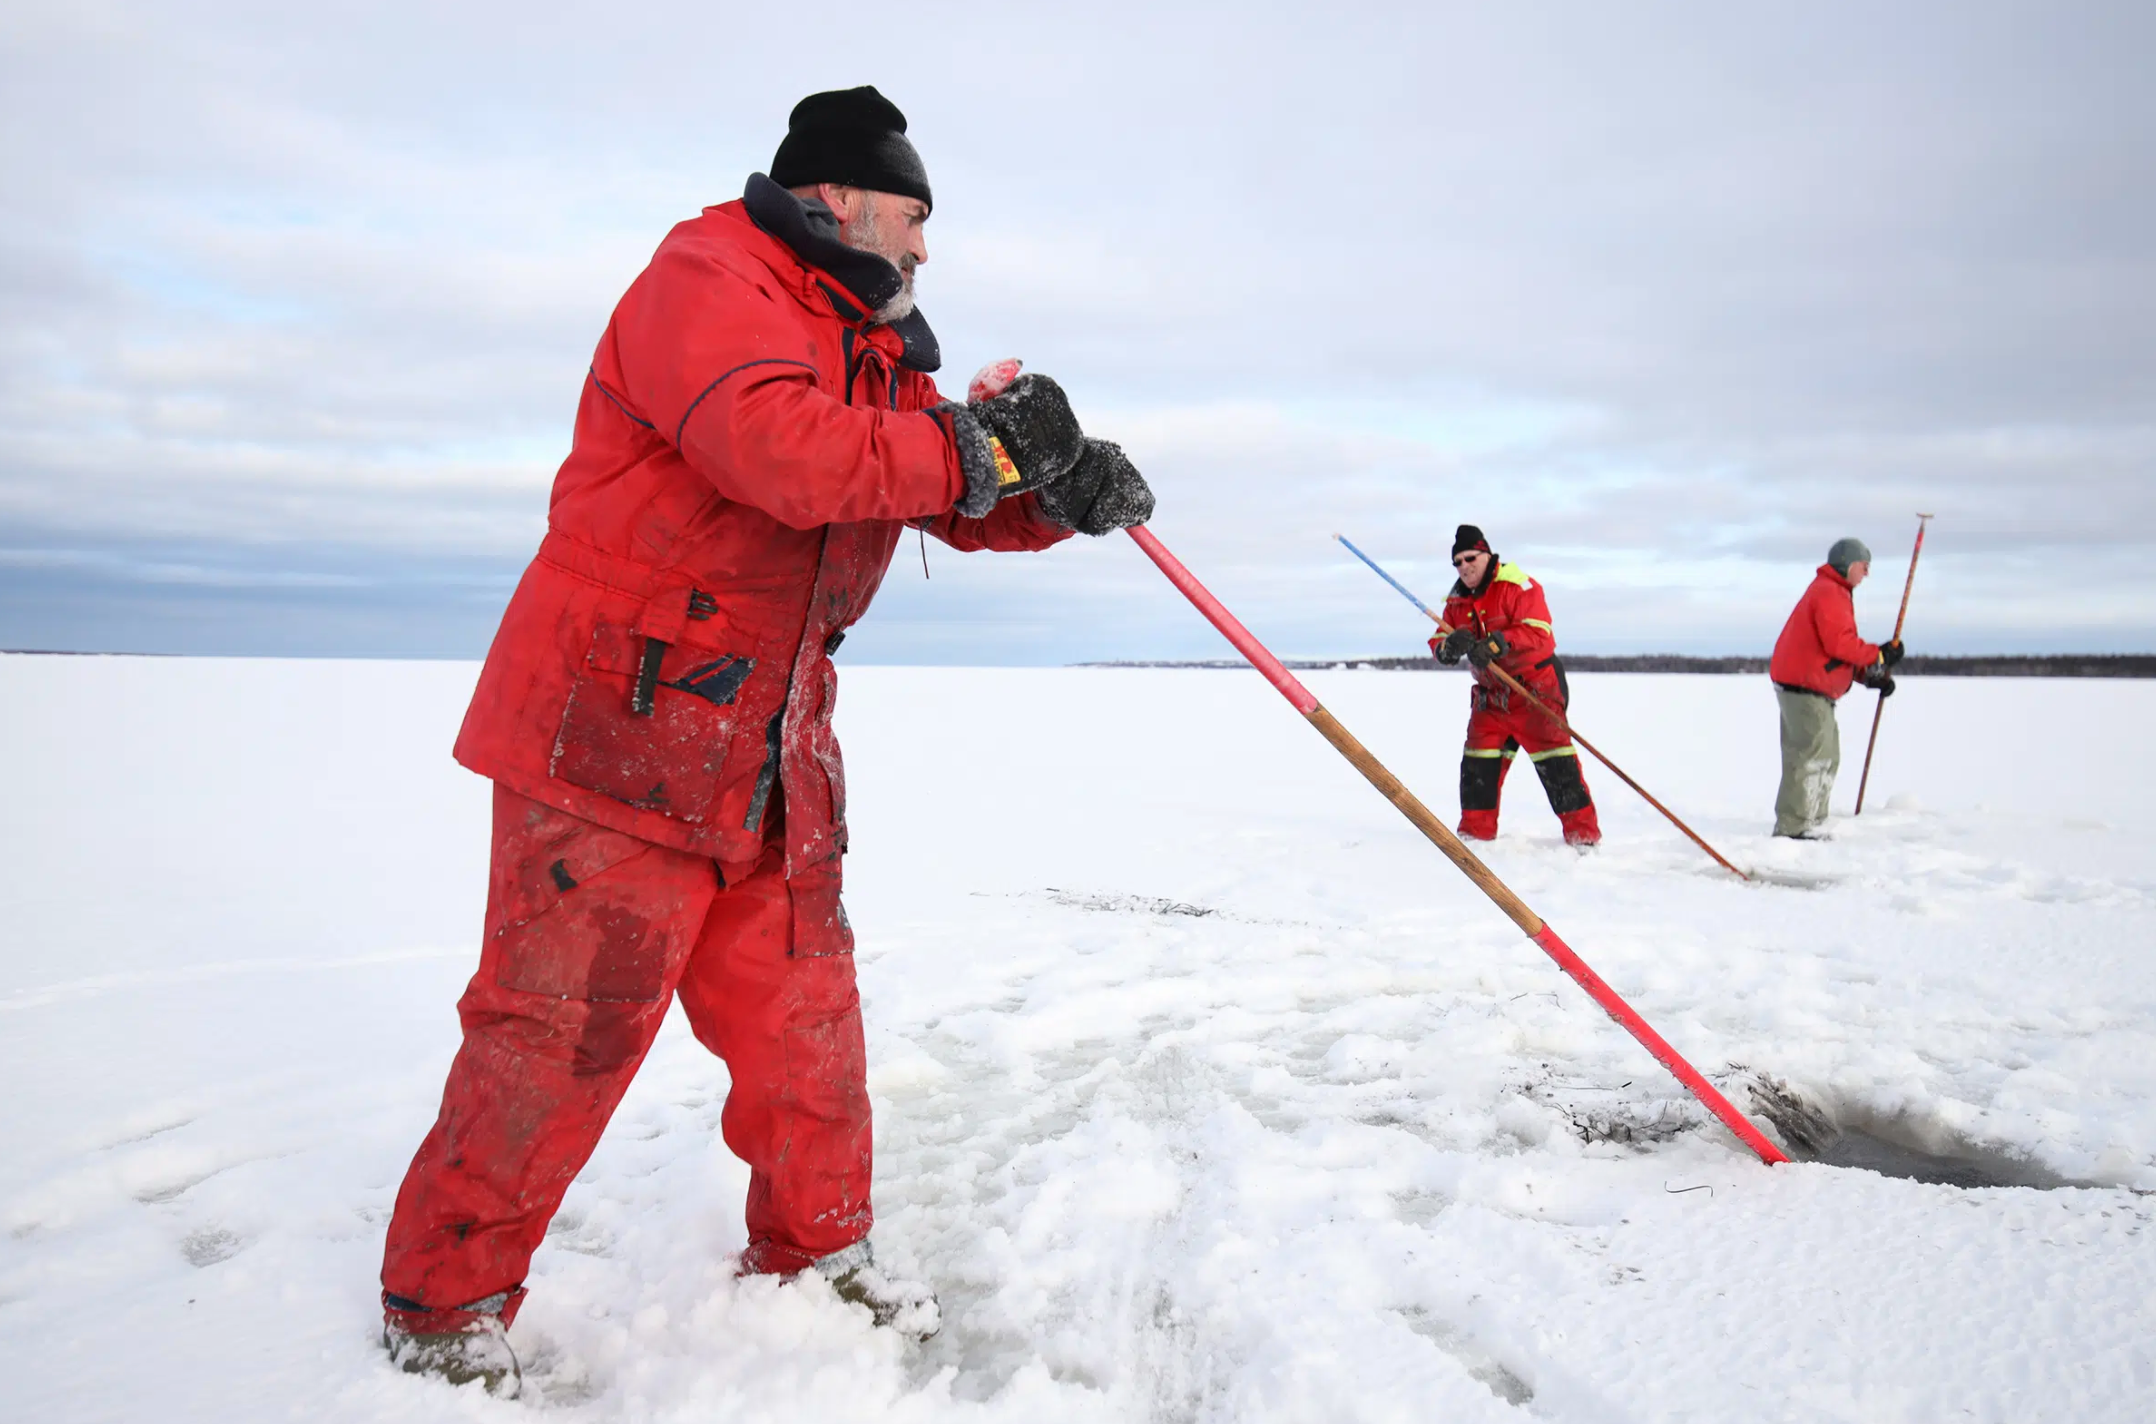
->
[[987, 435, 1021, 488]]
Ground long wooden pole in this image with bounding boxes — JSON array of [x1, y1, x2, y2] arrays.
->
[[1334, 535, 1750, 882], [1853, 514, 1934, 814], [1128, 525, 1788, 1164]]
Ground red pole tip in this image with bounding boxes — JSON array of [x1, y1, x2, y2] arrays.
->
[[1528, 923, 1790, 1165]]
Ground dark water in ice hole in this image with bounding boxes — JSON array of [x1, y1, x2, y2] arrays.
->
[[1747, 1078, 2077, 1189], [1807, 1124, 2073, 1189]]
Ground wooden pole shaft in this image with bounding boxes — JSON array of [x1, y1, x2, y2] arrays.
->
[[1303, 705, 1543, 935], [1854, 515, 1933, 815]]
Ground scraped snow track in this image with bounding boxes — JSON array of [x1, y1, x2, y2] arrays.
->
[[3, 659, 2154, 1420]]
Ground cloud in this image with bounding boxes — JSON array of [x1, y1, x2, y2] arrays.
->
[[2, 1, 2153, 659]]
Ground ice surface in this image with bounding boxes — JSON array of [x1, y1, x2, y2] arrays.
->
[[3, 657, 2154, 1420]]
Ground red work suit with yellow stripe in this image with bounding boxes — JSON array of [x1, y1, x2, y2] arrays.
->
[[1430, 560, 1600, 846]]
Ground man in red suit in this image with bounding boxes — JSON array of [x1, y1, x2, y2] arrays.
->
[[1431, 524, 1601, 847], [378, 86, 1153, 1392]]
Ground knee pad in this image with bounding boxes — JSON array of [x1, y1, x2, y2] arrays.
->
[[1533, 751, 1593, 815], [1460, 751, 1511, 810]]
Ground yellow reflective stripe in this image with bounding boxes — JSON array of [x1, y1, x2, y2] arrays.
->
[[1463, 747, 1507, 758], [1528, 746, 1577, 762], [1520, 618, 1553, 633]]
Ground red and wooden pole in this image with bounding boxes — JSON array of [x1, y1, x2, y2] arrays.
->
[[1126, 525, 1788, 1164], [1854, 514, 1934, 815]]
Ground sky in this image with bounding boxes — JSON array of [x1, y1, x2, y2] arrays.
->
[[2, 1, 2152, 663]]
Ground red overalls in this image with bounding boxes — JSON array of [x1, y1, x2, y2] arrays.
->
[[381, 187, 1068, 1328], [1434, 561, 1601, 846]]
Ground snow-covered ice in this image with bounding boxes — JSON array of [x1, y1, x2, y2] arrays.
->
[[4, 655, 2154, 1421]]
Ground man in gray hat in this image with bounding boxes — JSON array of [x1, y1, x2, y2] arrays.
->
[[1766, 538, 1904, 837]]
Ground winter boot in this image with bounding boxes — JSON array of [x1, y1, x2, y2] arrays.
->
[[813, 1241, 941, 1339], [1557, 802, 1602, 848], [382, 1291, 522, 1397], [1457, 810, 1500, 841]]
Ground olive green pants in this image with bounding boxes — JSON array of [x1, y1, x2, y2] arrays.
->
[[1774, 687, 1840, 837]]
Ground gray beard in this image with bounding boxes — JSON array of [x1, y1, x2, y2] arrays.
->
[[840, 211, 917, 325], [872, 279, 916, 325]]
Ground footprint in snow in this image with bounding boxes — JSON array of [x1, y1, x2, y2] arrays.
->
[[181, 1227, 245, 1267]]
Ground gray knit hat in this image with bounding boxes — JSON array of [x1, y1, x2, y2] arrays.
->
[[1827, 537, 1872, 574]]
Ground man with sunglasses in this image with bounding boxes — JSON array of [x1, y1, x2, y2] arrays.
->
[[1429, 524, 1601, 847]]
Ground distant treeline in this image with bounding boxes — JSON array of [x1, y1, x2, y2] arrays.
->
[[1083, 655, 2156, 678]]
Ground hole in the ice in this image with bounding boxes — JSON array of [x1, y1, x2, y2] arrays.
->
[[1746, 1075, 2077, 1189], [1811, 1126, 2071, 1189]]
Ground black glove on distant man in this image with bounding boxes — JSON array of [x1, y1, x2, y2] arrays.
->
[[1037, 439, 1155, 535], [938, 373, 1087, 517], [1436, 628, 1475, 665], [1466, 629, 1509, 669], [1880, 639, 1905, 667], [1859, 661, 1897, 697]]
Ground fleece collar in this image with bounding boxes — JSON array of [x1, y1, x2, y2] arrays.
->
[[741, 172, 941, 373]]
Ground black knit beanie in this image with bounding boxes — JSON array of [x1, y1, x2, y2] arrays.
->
[[769, 86, 932, 210], [1452, 524, 1492, 557]]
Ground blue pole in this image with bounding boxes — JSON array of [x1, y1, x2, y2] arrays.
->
[[1333, 533, 1444, 624]]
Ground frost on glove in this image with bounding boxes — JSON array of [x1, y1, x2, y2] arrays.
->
[[935, 372, 1086, 517], [1037, 438, 1154, 535]]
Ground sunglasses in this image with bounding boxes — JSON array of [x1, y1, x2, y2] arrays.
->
[[1452, 552, 1485, 567]]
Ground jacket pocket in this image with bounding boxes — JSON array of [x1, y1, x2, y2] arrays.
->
[[549, 622, 755, 822]]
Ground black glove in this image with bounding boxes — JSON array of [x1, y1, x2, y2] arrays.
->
[[1466, 629, 1509, 668], [1436, 628, 1474, 666], [939, 373, 1087, 517], [1859, 662, 1896, 696], [1038, 438, 1155, 535], [1880, 639, 1905, 667]]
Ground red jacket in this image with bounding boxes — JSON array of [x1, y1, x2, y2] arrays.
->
[[1770, 564, 1881, 700], [455, 188, 1068, 881], [1431, 561, 1562, 696]]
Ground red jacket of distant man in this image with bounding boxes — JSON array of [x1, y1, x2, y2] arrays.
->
[[453, 190, 1069, 885], [1769, 564, 1881, 700], [1432, 561, 1563, 697]]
